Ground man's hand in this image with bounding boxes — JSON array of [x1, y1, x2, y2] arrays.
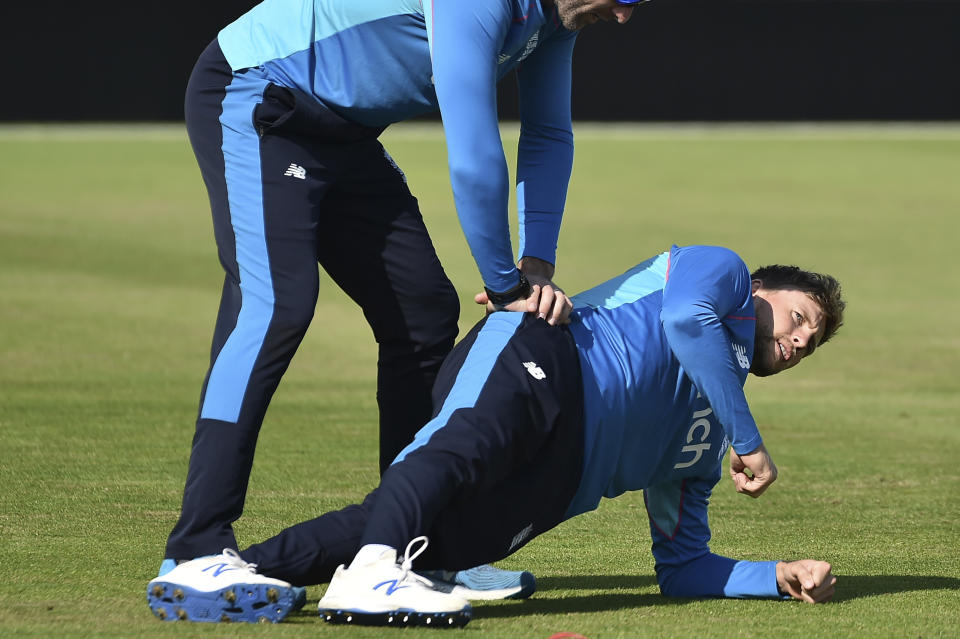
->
[[474, 257, 572, 325], [729, 443, 778, 497], [776, 560, 837, 603]]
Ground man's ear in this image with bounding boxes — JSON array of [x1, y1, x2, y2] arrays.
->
[[751, 279, 763, 295]]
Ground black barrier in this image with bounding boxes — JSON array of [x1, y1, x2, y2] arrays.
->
[[3, 0, 958, 121]]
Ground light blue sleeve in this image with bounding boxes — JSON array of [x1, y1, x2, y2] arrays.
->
[[645, 477, 783, 599], [659, 245, 762, 454], [430, 0, 520, 293], [514, 29, 577, 265]]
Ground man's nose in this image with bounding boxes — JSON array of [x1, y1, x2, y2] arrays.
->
[[792, 329, 814, 354]]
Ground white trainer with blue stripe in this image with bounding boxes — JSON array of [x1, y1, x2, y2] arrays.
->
[[147, 549, 296, 623], [317, 536, 472, 628], [423, 564, 537, 600]]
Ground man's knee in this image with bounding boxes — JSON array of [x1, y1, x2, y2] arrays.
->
[[267, 288, 319, 344]]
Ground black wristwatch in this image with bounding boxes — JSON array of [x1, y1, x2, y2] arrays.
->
[[484, 272, 531, 307]]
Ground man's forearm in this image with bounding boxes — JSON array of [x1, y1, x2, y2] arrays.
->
[[657, 554, 781, 600]]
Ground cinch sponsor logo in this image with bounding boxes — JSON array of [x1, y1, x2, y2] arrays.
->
[[674, 405, 713, 469]]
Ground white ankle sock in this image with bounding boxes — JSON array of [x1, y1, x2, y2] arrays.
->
[[349, 544, 395, 569]]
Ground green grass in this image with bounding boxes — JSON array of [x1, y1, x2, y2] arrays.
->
[[1, 122, 958, 638]]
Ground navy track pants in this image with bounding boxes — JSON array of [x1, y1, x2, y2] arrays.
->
[[240, 313, 585, 585], [165, 40, 460, 560]]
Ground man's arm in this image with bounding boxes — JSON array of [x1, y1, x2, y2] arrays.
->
[[514, 30, 576, 281], [660, 245, 776, 496], [645, 477, 835, 602], [429, 2, 570, 325], [660, 246, 760, 453], [430, 1, 515, 292], [511, 28, 579, 324]]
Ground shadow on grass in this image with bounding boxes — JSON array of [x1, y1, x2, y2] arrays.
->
[[831, 575, 960, 602], [478, 575, 690, 619], [480, 574, 960, 618], [282, 574, 960, 623], [537, 575, 659, 591]]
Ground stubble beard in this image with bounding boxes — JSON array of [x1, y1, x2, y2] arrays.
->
[[751, 334, 776, 377], [555, 0, 589, 30]]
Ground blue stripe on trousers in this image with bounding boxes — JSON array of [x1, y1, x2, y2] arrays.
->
[[200, 73, 276, 423], [390, 311, 525, 464]]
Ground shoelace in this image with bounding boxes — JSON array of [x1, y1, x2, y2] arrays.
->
[[221, 548, 260, 574], [397, 536, 433, 587]]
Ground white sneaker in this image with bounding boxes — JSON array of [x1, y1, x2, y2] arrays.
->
[[146, 549, 296, 623], [422, 564, 537, 600], [317, 536, 472, 628]]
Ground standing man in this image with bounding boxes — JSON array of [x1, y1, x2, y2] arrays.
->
[[161, 0, 645, 597], [148, 244, 845, 625]]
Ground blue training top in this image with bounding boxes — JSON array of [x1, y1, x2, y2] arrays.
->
[[566, 245, 782, 599], [217, 0, 576, 293]]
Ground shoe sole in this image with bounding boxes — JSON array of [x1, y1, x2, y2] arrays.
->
[[147, 580, 295, 623], [450, 584, 527, 600], [318, 606, 471, 628]]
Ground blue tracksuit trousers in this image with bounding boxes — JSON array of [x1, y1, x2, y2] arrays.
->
[[165, 40, 460, 560]]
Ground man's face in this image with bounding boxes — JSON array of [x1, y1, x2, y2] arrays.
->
[[751, 285, 826, 377], [552, 0, 637, 31]]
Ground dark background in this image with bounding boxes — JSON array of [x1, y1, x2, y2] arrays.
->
[[5, 0, 958, 121]]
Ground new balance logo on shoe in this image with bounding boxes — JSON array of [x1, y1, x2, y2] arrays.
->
[[202, 563, 239, 578], [373, 579, 411, 596], [522, 362, 545, 380], [732, 343, 750, 369], [284, 163, 306, 180]]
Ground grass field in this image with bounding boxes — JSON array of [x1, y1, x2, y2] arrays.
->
[[1, 122, 958, 638]]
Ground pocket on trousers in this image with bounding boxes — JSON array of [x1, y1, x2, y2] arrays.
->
[[253, 83, 297, 137]]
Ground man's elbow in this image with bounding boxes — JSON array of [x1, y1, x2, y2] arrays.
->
[[660, 304, 710, 340], [448, 155, 506, 197]]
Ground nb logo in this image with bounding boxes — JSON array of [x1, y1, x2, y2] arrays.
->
[[523, 361, 545, 380], [508, 523, 534, 551], [498, 32, 539, 65], [283, 163, 306, 180], [373, 580, 410, 595], [202, 563, 237, 578], [732, 343, 750, 369]]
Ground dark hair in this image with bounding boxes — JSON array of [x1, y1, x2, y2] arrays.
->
[[750, 265, 846, 346]]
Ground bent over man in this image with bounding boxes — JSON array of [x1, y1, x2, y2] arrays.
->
[[161, 0, 645, 599], [148, 244, 845, 626]]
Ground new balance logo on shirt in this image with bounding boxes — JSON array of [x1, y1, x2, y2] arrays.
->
[[732, 343, 750, 369], [284, 163, 306, 179], [523, 362, 545, 380]]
